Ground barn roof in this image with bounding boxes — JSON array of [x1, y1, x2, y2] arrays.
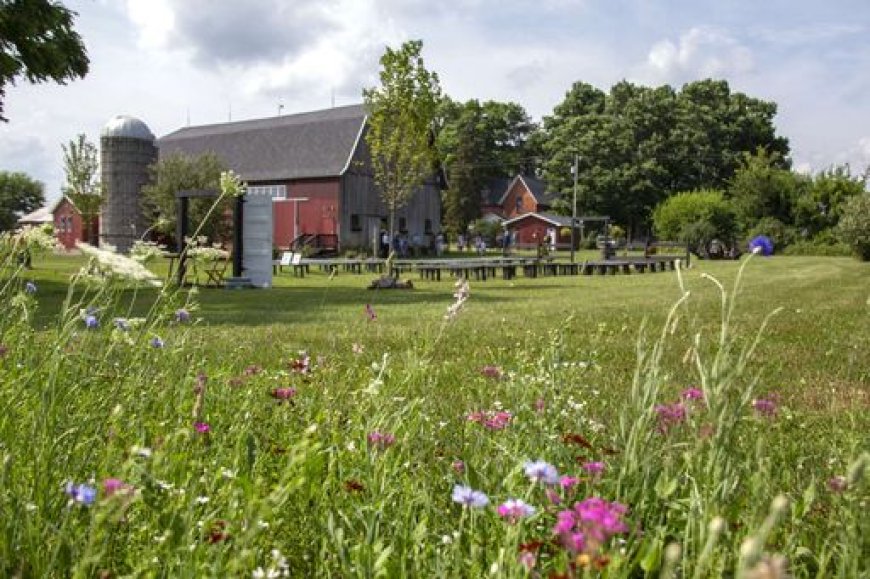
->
[[158, 104, 367, 182]]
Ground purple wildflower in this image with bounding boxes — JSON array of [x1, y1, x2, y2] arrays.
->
[[24, 281, 37, 294], [546, 487, 562, 505], [681, 387, 704, 401], [560, 476, 580, 491], [524, 460, 560, 484], [452, 484, 489, 508], [84, 314, 99, 329], [655, 402, 687, 432], [113, 318, 130, 331], [150, 336, 164, 349], [827, 476, 848, 493], [748, 235, 774, 256], [752, 398, 777, 417], [467, 410, 513, 430], [270, 387, 297, 401], [367, 431, 396, 450], [175, 308, 190, 323], [194, 421, 211, 434], [582, 461, 606, 475], [65, 482, 97, 505], [497, 499, 536, 522]]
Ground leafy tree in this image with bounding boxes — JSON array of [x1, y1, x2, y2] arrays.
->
[[728, 148, 806, 235], [61, 134, 101, 243], [652, 189, 736, 253], [0, 0, 89, 121], [836, 193, 870, 260], [792, 165, 866, 238], [540, 79, 789, 236], [363, 40, 441, 237], [436, 98, 540, 233], [140, 152, 229, 246], [0, 170, 45, 232]]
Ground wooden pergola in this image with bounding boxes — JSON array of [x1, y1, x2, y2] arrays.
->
[[175, 189, 244, 286]]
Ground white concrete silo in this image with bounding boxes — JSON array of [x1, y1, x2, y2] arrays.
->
[[100, 115, 157, 253]]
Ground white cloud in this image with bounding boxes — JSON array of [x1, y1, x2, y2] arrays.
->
[[644, 27, 754, 84]]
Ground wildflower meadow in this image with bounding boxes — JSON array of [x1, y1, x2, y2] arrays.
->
[[0, 227, 868, 577]]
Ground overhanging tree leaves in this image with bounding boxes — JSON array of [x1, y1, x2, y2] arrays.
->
[[363, 40, 441, 237], [0, 170, 45, 232], [61, 134, 101, 243], [0, 0, 89, 121]]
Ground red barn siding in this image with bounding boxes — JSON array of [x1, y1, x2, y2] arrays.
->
[[272, 178, 340, 247]]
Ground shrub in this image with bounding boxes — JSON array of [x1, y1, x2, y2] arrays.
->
[[653, 190, 736, 251], [836, 193, 870, 260]]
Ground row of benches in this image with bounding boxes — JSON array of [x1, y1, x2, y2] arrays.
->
[[277, 256, 684, 281]]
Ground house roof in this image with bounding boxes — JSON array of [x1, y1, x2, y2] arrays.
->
[[502, 212, 574, 228], [480, 177, 512, 205], [16, 195, 76, 225], [158, 104, 367, 182], [497, 174, 559, 206]]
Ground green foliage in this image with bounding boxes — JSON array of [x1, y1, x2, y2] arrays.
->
[[0, 170, 45, 232], [728, 149, 807, 235], [62, 134, 102, 243], [782, 239, 851, 257], [140, 152, 229, 245], [743, 217, 799, 252], [653, 189, 736, 251], [363, 40, 441, 235], [542, 79, 788, 234], [792, 165, 867, 237], [836, 193, 870, 260], [0, 0, 89, 121], [437, 98, 540, 233]]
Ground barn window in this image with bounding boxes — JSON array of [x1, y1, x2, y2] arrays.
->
[[350, 214, 361, 232], [424, 219, 432, 234], [248, 184, 287, 199]]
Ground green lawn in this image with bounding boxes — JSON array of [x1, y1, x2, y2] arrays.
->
[[2, 252, 868, 577]]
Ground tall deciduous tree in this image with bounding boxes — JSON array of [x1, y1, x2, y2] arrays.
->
[[61, 134, 102, 243], [540, 79, 789, 236], [437, 98, 540, 233], [0, 171, 45, 231], [364, 40, 441, 237], [140, 152, 228, 245], [0, 0, 89, 121]]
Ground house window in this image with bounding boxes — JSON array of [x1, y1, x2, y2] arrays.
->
[[515, 196, 523, 212], [248, 184, 287, 199], [424, 219, 433, 234], [350, 214, 361, 232], [398, 217, 407, 233]]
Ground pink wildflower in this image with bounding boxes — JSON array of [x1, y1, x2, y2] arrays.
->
[[365, 303, 377, 321], [103, 478, 133, 497], [560, 476, 580, 491], [655, 402, 687, 432], [466, 410, 513, 430], [681, 387, 704, 401], [827, 476, 848, 493], [555, 497, 629, 554], [367, 431, 396, 450], [546, 488, 562, 505], [497, 499, 535, 523], [518, 550, 536, 571], [752, 398, 777, 417], [582, 461, 606, 475], [270, 387, 297, 401], [452, 460, 465, 474], [194, 421, 211, 434], [480, 365, 503, 379], [534, 398, 546, 413]]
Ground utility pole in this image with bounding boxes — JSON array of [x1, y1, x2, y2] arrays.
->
[[570, 154, 579, 263]]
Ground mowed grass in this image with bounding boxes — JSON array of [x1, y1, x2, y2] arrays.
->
[[2, 252, 869, 577]]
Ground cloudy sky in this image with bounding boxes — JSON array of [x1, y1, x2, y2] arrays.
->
[[2, 0, 869, 201]]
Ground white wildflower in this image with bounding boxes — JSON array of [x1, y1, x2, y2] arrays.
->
[[77, 242, 162, 287]]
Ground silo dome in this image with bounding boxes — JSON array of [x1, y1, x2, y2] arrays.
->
[[101, 115, 155, 141]]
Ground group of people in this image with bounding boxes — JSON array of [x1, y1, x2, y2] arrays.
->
[[378, 229, 517, 258]]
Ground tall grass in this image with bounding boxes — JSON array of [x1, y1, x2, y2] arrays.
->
[[0, 228, 867, 577]]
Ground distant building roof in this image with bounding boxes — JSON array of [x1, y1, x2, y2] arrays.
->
[[102, 115, 155, 141], [497, 174, 558, 206], [480, 177, 512, 205], [16, 196, 76, 225], [158, 104, 367, 182], [502, 212, 573, 228]]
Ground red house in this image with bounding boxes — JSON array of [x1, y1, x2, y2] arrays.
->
[[497, 174, 557, 219], [17, 195, 99, 250], [159, 104, 442, 255]]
